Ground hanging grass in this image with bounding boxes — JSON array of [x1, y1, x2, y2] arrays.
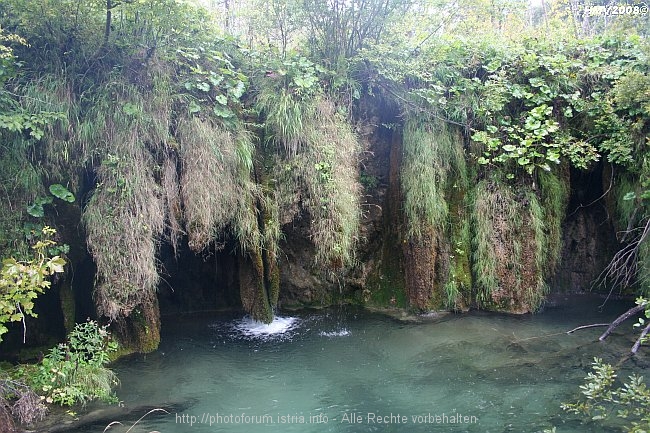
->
[[304, 99, 361, 268], [0, 75, 75, 257], [270, 97, 362, 270], [178, 116, 257, 252], [81, 83, 166, 320], [83, 135, 164, 319], [257, 88, 314, 156], [161, 152, 183, 255], [612, 172, 639, 232], [19, 76, 79, 180], [471, 175, 549, 312], [402, 117, 465, 240], [0, 135, 44, 256], [538, 170, 569, 275], [400, 116, 470, 310]]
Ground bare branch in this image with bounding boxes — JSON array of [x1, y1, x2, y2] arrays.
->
[[599, 301, 647, 341], [594, 217, 650, 296], [566, 323, 610, 334]]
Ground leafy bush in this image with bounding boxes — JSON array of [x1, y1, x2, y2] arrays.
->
[[17, 320, 119, 406], [0, 226, 65, 342], [562, 358, 650, 432]]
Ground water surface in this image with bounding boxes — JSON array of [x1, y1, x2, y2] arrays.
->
[[74, 295, 643, 433]]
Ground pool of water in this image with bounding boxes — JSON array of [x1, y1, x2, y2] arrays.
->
[[70, 295, 644, 433]]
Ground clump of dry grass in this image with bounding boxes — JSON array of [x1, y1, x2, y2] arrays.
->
[[82, 84, 165, 319], [178, 117, 257, 252], [84, 139, 164, 319], [161, 152, 184, 255], [1, 376, 48, 426]]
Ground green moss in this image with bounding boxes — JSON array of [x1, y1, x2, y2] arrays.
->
[[252, 248, 273, 323], [444, 157, 471, 310], [59, 284, 76, 334], [366, 256, 408, 309], [537, 170, 569, 276], [128, 304, 161, 353]]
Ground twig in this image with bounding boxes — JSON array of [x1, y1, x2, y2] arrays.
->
[[103, 408, 169, 433], [594, 217, 650, 299], [566, 323, 610, 334]]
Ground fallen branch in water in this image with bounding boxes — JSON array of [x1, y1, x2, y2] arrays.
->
[[631, 322, 650, 355], [566, 323, 610, 334], [599, 302, 647, 342]]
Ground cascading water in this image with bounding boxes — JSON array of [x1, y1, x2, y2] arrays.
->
[[228, 316, 301, 341]]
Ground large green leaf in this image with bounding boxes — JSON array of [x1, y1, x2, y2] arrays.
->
[[49, 184, 75, 202], [27, 203, 45, 218]]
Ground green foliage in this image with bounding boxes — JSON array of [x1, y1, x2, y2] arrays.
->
[[175, 43, 249, 125], [266, 95, 361, 270], [363, 36, 647, 179], [17, 320, 118, 406], [402, 118, 464, 239], [471, 175, 549, 311], [0, 227, 65, 342], [256, 55, 327, 155], [301, 0, 412, 63], [48, 184, 74, 203], [562, 358, 650, 432], [633, 297, 650, 343], [26, 184, 75, 218]]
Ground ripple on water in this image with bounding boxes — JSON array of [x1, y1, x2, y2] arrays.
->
[[319, 329, 351, 338]]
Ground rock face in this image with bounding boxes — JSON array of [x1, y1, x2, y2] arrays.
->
[[0, 104, 623, 359], [552, 166, 620, 292]]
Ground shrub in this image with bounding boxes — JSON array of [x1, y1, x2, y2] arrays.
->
[[17, 320, 119, 406], [562, 358, 650, 432], [0, 226, 65, 343]]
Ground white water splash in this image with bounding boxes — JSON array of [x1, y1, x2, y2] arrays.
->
[[319, 329, 350, 338], [230, 316, 300, 340]]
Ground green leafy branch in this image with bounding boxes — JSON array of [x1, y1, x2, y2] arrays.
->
[[15, 320, 119, 406], [562, 358, 650, 433], [0, 226, 65, 342], [176, 46, 248, 123]]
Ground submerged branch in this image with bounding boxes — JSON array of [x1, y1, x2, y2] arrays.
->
[[566, 323, 610, 334]]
